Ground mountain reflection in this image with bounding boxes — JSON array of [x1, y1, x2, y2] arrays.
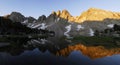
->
[[56, 44, 120, 59], [0, 37, 120, 59], [0, 37, 71, 56]]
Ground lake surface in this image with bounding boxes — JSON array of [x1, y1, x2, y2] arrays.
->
[[0, 37, 120, 65]]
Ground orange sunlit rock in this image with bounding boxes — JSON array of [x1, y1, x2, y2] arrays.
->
[[52, 8, 120, 23]]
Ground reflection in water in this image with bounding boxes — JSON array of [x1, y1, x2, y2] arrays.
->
[[0, 37, 120, 58], [0, 37, 120, 65], [56, 44, 120, 59], [0, 37, 71, 56]]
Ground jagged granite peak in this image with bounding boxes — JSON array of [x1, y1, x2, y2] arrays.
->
[[26, 16, 36, 20], [26, 16, 36, 23], [56, 10, 61, 16], [47, 12, 57, 20], [52, 9, 73, 22], [60, 9, 72, 20], [8, 12, 25, 22], [37, 15, 46, 22], [51, 11, 57, 15], [61, 9, 71, 16], [43, 13, 57, 26]]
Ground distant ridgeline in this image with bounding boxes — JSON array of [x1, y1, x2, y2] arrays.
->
[[2, 8, 120, 37], [0, 17, 55, 36], [94, 24, 120, 37]]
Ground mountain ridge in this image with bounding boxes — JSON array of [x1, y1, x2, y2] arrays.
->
[[2, 8, 120, 37], [3, 8, 120, 23], [52, 8, 120, 23]]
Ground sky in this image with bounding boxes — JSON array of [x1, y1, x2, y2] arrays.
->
[[1, 0, 120, 19]]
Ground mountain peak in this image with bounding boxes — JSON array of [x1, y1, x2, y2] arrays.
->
[[10, 12, 24, 17], [51, 9, 73, 21], [53, 10, 71, 16], [87, 8, 103, 11], [56, 10, 61, 16], [60, 9, 72, 19], [38, 15, 46, 21], [51, 11, 56, 15], [61, 9, 70, 14], [8, 12, 25, 22], [76, 8, 120, 22]]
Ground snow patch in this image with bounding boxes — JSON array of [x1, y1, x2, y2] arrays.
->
[[30, 24, 35, 27], [77, 25, 84, 31], [55, 18, 60, 22], [27, 22, 47, 29], [31, 24, 41, 28], [38, 23, 48, 30], [33, 20, 36, 23], [40, 39, 47, 44], [57, 18, 60, 21], [107, 24, 114, 28], [64, 25, 72, 38], [32, 40, 41, 44], [89, 28, 94, 36], [27, 23, 34, 28], [22, 19, 28, 24], [28, 39, 47, 45]]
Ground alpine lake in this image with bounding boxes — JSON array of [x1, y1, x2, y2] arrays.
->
[[0, 35, 120, 65]]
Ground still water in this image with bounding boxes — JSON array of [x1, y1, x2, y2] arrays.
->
[[0, 37, 120, 65]]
